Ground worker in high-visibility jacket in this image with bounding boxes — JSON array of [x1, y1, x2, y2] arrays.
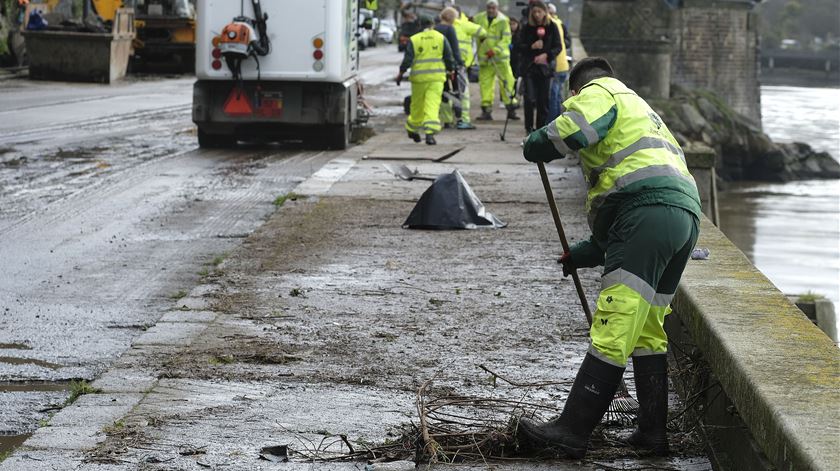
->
[[547, 3, 571, 120], [397, 16, 456, 146], [450, 8, 485, 129], [473, 0, 518, 121], [364, 0, 378, 12], [518, 57, 701, 459]]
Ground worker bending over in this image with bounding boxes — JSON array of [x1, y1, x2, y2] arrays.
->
[[397, 16, 456, 146], [519, 57, 701, 458], [473, 0, 518, 121]]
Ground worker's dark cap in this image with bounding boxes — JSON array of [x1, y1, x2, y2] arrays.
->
[[419, 15, 435, 27]]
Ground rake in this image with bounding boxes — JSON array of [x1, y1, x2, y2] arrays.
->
[[536, 162, 638, 423]]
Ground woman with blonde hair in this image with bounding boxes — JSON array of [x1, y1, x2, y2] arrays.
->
[[514, 1, 561, 133]]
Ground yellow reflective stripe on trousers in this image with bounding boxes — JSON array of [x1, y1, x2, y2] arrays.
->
[[652, 292, 674, 306], [587, 164, 697, 228], [601, 268, 656, 305], [589, 136, 685, 184]]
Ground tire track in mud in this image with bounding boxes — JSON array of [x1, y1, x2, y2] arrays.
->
[[0, 105, 191, 145], [0, 144, 337, 440]]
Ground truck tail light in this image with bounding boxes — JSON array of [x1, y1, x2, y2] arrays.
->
[[313, 36, 324, 71], [212, 60, 223, 70], [212, 48, 222, 59]]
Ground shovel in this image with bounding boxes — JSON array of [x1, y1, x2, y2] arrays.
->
[[383, 163, 437, 181]]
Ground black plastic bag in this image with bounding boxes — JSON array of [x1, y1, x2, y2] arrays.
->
[[403, 170, 507, 230]]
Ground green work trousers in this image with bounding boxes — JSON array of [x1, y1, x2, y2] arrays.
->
[[588, 205, 699, 367]]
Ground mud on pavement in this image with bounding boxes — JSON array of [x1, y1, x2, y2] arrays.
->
[[39, 131, 710, 469], [1, 62, 710, 469]]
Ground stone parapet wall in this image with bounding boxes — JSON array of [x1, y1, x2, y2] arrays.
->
[[669, 216, 840, 471]]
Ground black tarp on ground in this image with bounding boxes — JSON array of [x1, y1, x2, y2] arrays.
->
[[402, 170, 507, 230]]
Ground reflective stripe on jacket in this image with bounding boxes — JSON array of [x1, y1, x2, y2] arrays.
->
[[409, 29, 447, 83], [545, 77, 701, 236], [472, 11, 511, 63], [454, 14, 485, 68], [550, 16, 569, 72]]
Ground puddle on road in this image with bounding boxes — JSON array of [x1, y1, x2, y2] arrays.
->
[[0, 356, 62, 370], [0, 381, 72, 393], [0, 343, 31, 350], [0, 433, 33, 457]]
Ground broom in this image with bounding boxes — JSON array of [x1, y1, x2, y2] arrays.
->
[[536, 162, 638, 423]]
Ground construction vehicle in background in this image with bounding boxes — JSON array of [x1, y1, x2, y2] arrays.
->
[[91, 0, 196, 71], [192, 0, 362, 149]]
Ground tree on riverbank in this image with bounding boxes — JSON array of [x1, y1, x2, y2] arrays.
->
[[758, 0, 840, 50]]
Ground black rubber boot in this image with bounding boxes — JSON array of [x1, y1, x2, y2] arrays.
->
[[506, 104, 520, 121], [477, 106, 493, 121], [626, 354, 669, 456], [425, 134, 437, 145], [407, 131, 422, 142], [518, 353, 624, 458]]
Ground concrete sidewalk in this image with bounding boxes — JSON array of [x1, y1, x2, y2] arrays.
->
[[0, 111, 711, 470]]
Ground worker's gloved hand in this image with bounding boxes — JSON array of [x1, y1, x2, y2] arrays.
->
[[485, 49, 496, 59], [523, 127, 564, 163], [558, 251, 574, 277]]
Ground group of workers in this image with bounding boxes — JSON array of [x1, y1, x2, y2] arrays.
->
[[397, 0, 571, 145]]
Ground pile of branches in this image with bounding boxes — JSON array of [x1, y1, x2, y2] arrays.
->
[[413, 380, 561, 463], [283, 378, 563, 464]]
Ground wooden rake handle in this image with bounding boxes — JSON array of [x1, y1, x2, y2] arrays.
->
[[536, 162, 593, 325]]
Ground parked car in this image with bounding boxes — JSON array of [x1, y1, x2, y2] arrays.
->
[[378, 18, 396, 44]]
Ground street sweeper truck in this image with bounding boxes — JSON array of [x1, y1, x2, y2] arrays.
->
[[192, 0, 361, 148]]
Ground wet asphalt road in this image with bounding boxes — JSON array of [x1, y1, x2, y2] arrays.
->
[[0, 47, 404, 445]]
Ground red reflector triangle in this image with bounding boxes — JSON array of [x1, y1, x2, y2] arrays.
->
[[223, 87, 254, 116]]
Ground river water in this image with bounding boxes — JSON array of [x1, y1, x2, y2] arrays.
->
[[718, 86, 840, 320]]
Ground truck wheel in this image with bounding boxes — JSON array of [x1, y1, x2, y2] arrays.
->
[[326, 123, 349, 150], [198, 128, 236, 148]]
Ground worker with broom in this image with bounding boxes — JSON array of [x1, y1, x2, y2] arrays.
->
[[518, 57, 701, 458]]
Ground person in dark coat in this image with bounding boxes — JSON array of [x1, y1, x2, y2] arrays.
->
[[515, 1, 561, 133], [509, 17, 522, 79]]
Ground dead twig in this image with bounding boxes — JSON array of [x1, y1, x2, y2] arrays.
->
[[478, 364, 572, 388]]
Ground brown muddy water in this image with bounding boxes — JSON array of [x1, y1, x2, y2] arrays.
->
[[719, 86, 840, 336]]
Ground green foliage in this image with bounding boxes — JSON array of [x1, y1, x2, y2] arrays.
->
[[758, 0, 839, 48], [65, 380, 101, 406], [797, 291, 825, 303], [273, 192, 299, 207]]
